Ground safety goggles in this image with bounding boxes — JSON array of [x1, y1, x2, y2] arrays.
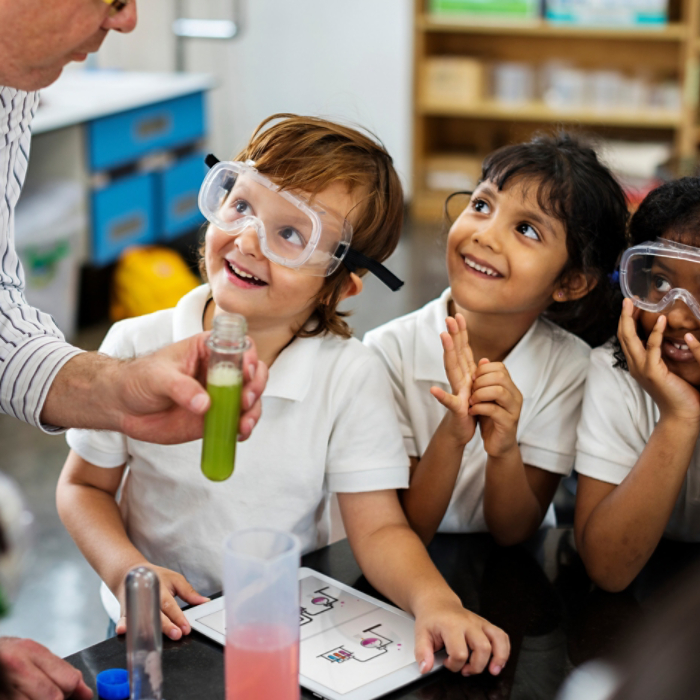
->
[[620, 238, 700, 322], [198, 155, 403, 291], [102, 0, 131, 16]]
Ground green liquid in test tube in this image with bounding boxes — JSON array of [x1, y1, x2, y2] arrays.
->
[[201, 313, 248, 482]]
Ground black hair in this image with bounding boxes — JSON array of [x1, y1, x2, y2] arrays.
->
[[612, 176, 700, 370], [480, 132, 629, 347]]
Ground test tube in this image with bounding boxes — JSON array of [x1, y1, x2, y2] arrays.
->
[[201, 313, 249, 481], [126, 566, 163, 700]]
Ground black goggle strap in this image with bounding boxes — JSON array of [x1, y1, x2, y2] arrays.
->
[[337, 245, 404, 292], [206, 156, 404, 292]]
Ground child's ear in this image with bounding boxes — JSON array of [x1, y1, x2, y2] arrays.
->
[[339, 272, 363, 302], [553, 271, 597, 303]]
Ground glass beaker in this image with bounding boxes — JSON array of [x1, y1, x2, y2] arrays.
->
[[224, 529, 301, 700]]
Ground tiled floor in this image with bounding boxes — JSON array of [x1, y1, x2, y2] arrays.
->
[[0, 220, 450, 659]]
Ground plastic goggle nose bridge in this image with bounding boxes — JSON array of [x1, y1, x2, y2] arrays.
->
[[202, 154, 404, 292]]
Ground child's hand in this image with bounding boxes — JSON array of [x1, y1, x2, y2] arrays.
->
[[618, 299, 700, 423], [468, 359, 522, 458], [115, 565, 210, 641], [414, 593, 510, 676], [431, 314, 478, 445]]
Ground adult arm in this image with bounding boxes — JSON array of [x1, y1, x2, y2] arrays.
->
[[40, 336, 267, 444]]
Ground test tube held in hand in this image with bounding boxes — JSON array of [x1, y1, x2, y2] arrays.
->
[[126, 566, 163, 700], [201, 313, 249, 481]]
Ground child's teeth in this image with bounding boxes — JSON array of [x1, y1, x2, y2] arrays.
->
[[672, 341, 689, 351], [229, 261, 261, 282], [464, 257, 498, 277]]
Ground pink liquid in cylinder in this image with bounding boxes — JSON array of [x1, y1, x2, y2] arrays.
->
[[226, 626, 299, 700]]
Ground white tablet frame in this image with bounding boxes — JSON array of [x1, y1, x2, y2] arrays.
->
[[184, 567, 445, 700]]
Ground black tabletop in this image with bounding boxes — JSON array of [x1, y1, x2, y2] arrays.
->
[[66, 529, 700, 699]]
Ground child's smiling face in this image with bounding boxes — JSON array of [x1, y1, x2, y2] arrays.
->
[[446, 178, 571, 317], [637, 241, 700, 386], [205, 181, 360, 334]]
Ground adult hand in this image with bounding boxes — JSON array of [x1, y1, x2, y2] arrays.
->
[[117, 333, 267, 444], [430, 314, 478, 446], [0, 637, 92, 700], [618, 299, 700, 423], [42, 334, 268, 444]]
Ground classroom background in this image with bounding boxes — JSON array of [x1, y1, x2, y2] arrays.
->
[[1, 0, 699, 678]]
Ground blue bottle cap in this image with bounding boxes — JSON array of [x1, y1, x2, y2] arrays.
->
[[96, 668, 129, 700]]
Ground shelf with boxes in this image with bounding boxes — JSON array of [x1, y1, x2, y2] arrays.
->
[[19, 71, 215, 334], [412, 0, 700, 221]]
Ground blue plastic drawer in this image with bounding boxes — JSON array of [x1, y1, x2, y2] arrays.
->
[[159, 153, 206, 240], [88, 92, 206, 172], [91, 173, 157, 266]]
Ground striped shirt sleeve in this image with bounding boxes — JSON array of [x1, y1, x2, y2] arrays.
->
[[0, 86, 83, 431]]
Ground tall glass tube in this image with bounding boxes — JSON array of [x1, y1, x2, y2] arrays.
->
[[126, 566, 162, 700], [201, 313, 249, 481]]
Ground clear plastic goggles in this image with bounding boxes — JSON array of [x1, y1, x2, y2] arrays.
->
[[199, 156, 404, 291], [620, 239, 700, 322]]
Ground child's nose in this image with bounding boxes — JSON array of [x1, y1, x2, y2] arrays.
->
[[471, 220, 502, 253], [234, 225, 264, 258], [666, 299, 700, 330]]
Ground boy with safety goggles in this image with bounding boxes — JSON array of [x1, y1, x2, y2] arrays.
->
[[575, 176, 700, 592], [57, 114, 510, 677]]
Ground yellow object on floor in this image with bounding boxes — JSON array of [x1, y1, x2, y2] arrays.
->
[[111, 246, 201, 321]]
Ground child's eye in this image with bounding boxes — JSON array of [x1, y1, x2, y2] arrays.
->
[[470, 198, 490, 214], [233, 200, 251, 215], [277, 227, 306, 249], [517, 223, 540, 241], [652, 275, 672, 294]]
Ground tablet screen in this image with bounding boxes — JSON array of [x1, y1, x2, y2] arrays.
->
[[188, 574, 421, 697], [298, 575, 417, 695]]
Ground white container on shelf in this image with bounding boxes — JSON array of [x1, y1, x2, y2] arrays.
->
[[14, 181, 85, 340], [492, 62, 535, 104]]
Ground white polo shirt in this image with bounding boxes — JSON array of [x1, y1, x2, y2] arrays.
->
[[576, 342, 700, 541], [364, 288, 590, 533], [67, 285, 409, 619]]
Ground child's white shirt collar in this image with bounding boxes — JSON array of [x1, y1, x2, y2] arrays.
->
[[413, 287, 541, 400], [172, 284, 323, 402]]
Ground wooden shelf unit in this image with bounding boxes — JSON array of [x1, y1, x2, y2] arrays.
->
[[412, 0, 700, 221]]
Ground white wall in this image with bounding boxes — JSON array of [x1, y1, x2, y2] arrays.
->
[[97, 0, 414, 194]]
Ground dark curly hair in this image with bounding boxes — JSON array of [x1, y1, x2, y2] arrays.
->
[[612, 176, 700, 370], [478, 132, 629, 347]]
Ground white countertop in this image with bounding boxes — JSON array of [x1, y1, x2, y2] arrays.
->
[[33, 71, 217, 134]]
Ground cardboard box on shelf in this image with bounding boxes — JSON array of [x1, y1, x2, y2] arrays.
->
[[422, 58, 485, 109], [425, 154, 485, 192]]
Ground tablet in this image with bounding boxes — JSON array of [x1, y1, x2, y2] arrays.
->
[[184, 567, 445, 700]]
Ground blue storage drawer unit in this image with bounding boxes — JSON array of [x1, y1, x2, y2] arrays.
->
[[91, 172, 157, 266], [88, 92, 206, 171], [159, 153, 206, 240]]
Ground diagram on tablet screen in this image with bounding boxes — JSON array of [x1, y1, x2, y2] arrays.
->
[[299, 576, 416, 695], [319, 624, 394, 664]]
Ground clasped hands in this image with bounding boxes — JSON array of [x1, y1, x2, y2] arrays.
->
[[431, 314, 522, 457]]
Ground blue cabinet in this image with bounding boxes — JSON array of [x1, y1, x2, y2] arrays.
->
[[91, 173, 157, 267], [85, 90, 208, 265], [88, 93, 206, 171], [159, 153, 206, 240]]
